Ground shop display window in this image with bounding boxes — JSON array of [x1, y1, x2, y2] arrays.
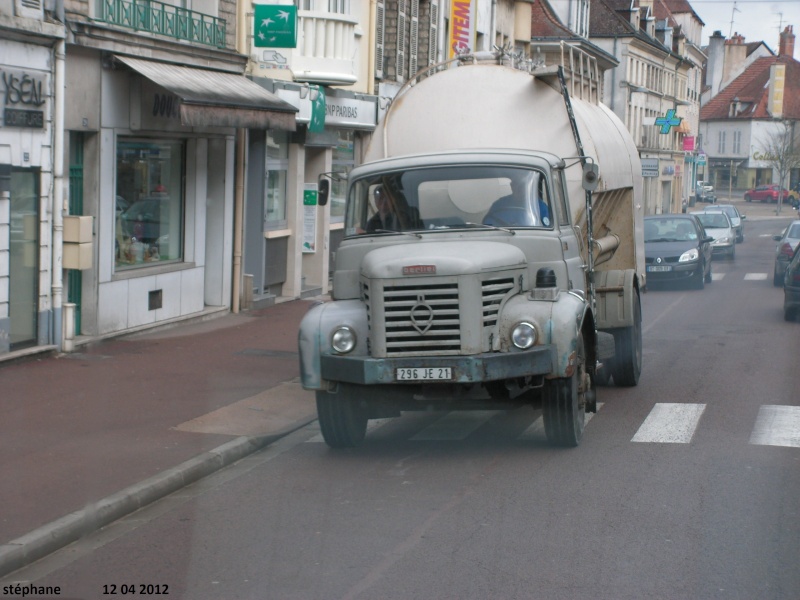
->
[[265, 130, 289, 229], [115, 139, 184, 269], [331, 130, 354, 221]]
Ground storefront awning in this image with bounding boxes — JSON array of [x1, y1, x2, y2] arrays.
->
[[114, 55, 298, 130]]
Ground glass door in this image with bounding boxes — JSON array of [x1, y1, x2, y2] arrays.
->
[[9, 169, 39, 349]]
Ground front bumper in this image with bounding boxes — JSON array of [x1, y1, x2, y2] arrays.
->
[[320, 345, 557, 386], [711, 241, 734, 255], [645, 261, 701, 282]]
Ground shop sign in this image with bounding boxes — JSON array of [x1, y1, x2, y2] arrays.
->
[[302, 186, 318, 253], [641, 158, 659, 178], [1, 68, 47, 129], [254, 5, 298, 48], [683, 136, 695, 151], [324, 94, 378, 129], [655, 109, 681, 134], [448, 1, 476, 58]]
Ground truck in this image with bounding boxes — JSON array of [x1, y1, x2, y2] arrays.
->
[[299, 50, 645, 448]]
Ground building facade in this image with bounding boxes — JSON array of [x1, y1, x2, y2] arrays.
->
[[0, 0, 66, 356], [699, 27, 800, 197]]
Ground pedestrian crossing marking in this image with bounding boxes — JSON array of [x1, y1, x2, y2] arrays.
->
[[305, 403, 800, 449], [711, 273, 725, 281], [744, 273, 768, 280], [750, 405, 800, 448], [631, 403, 706, 444], [411, 410, 499, 440]]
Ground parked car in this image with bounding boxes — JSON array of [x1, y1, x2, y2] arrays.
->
[[772, 220, 800, 286], [644, 214, 713, 289], [702, 204, 745, 243], [691, 211, 735, 258], [695, 181, 715, 203], [744, 184, 792, 204], [783, 244, 800, 322]]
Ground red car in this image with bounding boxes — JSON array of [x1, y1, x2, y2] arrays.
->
[[744, 184, 792, 203]]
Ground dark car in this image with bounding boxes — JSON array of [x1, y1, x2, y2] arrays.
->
[[783, 244, 800, 322], [644, 215, 713, 289], [772, 220, 800, 286], [744, 184, 792, 204]]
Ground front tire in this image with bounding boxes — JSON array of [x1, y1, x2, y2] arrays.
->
[[542, 333, 589, 447], [612, 290, 642, 387], [693, 262, 706, 289], [316, 384, 368, 448]]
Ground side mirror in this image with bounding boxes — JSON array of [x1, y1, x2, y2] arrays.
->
[[773, 234, 782, 241], [740, 215, 746, 219], [703, 236, 714, 244], [318, 178, 329, 206], [582, 162, 600, 192]]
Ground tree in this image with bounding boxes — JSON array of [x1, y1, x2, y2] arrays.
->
[[754, 120, 800, 214]]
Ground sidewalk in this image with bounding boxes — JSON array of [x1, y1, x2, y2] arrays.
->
[[0, 297, 322, 578]]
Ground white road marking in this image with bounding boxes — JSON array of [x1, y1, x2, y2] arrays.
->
[[750, 405, 800, 448], [632, 403, 706, 444], [519, 403, 604, 441], [711, 272, 725, 281], [411, 410, 499, 440], [744, 273, 768, 280]]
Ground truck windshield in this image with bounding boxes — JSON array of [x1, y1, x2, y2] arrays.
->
[[345, 166, 552, 237]]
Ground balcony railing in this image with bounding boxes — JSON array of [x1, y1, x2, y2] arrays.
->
[[95, 0, 226, 48]]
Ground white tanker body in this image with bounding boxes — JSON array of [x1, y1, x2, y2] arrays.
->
[[299, 53, 645, 449]]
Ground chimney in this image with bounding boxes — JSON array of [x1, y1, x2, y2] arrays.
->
[[722, 33, 748, 86], [768, 64, 786, 119], [779, 25, 795, 58]]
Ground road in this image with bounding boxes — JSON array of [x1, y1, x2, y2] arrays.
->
[[3, 216, 798, 600]]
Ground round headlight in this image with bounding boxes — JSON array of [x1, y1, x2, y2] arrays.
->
[[331, 326, 357, 354], [511, 322, 537, 349]]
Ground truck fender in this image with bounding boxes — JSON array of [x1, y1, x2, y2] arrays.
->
[[594, 269, 640, 331], [298, 299, 369, 390], [500, 292, 592, 378]]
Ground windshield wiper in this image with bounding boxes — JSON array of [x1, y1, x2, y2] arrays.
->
[[647, 237, 678, 243], [374, 229, 423, 239], [464, 222, 516, 235]]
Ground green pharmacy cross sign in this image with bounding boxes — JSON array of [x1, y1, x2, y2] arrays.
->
[[254, 5, 297, 48], [655, 109, 682, 134]]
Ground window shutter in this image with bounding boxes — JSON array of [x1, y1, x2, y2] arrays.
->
[[375, 0, 385, 78], [396, 0, 407, 83], [409, 0, 420, 78], [428, 0, 439, 66]]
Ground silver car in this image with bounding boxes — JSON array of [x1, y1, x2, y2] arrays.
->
[[691, 211, 735, 258], [773, 220, 800, 286], [703, 204, 745, 243]]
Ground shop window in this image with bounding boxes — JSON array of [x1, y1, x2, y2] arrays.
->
[[265, 130, 289, 230], [331, 130, 354, 222], [115, 139, 184, 270]]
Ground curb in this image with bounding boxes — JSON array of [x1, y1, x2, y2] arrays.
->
[[0, 416, 317, 579]]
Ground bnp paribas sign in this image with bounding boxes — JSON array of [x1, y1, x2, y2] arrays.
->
[[253, 5, 298, 48]]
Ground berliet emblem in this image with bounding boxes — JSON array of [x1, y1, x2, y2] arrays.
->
[[410, 294, 434, 334]]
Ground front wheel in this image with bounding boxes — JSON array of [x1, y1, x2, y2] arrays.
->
[[316, 384, 368, 448], [542, 333, 590, 447], [745, 194, 752, 202]]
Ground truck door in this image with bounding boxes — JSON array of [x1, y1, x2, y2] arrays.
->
[[552, 171, 586, 291]]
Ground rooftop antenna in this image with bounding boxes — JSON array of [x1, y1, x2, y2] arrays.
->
[[728, 1, 740, 39]]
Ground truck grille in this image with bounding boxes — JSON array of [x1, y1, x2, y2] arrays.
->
[[383, 282, 461, 355], [363, 274, 519, 357], [482, 277, 515, 327]]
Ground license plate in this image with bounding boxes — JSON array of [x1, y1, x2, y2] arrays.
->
[[396, 367, 453, 381], [647, 265, 672, 272]]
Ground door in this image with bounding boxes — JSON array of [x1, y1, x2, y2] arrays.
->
[[9, 169, 39, 349]]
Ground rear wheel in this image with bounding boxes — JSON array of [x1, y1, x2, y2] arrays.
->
[[612, 290, 642, 387], [542, 333, 589, 447], [316, 384, 368, 448]]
